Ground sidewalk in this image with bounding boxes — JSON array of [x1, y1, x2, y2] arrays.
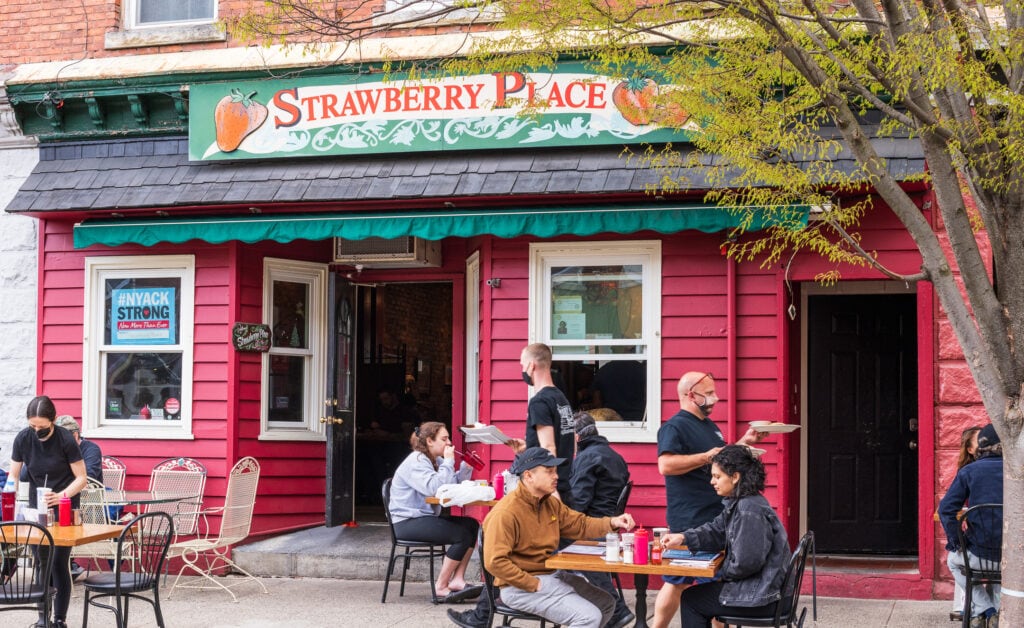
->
[[56, 575, 952, 627]]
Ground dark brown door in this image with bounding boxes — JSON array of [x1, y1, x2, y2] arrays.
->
[[325, 275, 357, 527], [807, 294, 918, 554]]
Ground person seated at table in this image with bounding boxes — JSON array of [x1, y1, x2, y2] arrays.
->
[[482, 446, 636, 628], [54, 415, 103, 578], [660, 445, 790, 628], [389, 421, 483, 603], [567, 412, 634, 628], [9, 395, 89, 628], [939, 423, 1003, 628]]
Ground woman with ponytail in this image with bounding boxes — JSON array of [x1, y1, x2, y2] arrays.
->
[[389, 421, 482, 603]]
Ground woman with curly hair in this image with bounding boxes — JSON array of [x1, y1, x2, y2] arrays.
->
[[388, 421, 483, 603], [660, 445, 790, 628]]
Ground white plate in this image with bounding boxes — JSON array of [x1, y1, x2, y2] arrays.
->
[[746, 446, 767, 457], [749, 422, 801, 433]]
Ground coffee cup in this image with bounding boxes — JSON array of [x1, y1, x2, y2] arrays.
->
[[36, 487, 53, 510]]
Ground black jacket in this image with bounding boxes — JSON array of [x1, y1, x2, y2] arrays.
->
[[567, 435, 629, 516], [685, 494, 790, 607]]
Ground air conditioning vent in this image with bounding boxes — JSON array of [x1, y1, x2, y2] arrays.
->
[[333, 236, 442, 268]]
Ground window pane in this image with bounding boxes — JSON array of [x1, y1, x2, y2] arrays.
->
[[269, 356, 307, 422], [272, 281, 309, 349], [550, 265, 643, 340], [104, 352, 183, 420], [105, 277, 181, 346], [139, 0, 214, 24]]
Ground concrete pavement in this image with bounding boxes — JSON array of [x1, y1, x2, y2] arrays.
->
[[54, 575, 953, 627]]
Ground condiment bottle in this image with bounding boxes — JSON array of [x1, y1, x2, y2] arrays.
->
[[634, 527, 649, 565], [58, 492, 72, 526], [605, 531, 621, 562], [1, 476, 16, 521], [621, 532, 635, 564], [651, 530, 663, 564], [493, 472, 505, 499]]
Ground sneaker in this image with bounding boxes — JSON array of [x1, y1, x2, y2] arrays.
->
[[987, 611, 998, 628], [69, 561, 85, 579], [447, 608, 488, 628], [969, 616, 987, 628], [53, 620, 69, 628], [607, 608, 636, 628]]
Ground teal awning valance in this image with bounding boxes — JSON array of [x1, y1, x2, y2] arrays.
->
[[73, 204, 808, 248]]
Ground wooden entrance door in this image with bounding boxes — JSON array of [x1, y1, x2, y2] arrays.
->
[[807, 294, 918, 554], [325, 275, 357, 527]]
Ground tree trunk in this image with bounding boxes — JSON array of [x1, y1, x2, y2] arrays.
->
[[1001, 445, 1024, 625]]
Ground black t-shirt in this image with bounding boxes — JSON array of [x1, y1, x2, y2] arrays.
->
[[11, 425, 83, 508], [657, 409, 726, 532], [525, 385, 575, 495]]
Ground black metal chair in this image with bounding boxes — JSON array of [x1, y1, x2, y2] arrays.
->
[[954, 504, 1002, 628], [716, 531, 814, 628], [381, 477, 446, 603], [479, 531, 557, 627], [0, 521, 56, 627], [611, 480, 633, 599], [81, 511, 174, 628]]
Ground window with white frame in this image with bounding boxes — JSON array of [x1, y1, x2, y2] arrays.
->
[[529, 241, 662, 442], [83, 255, 195, 439], [128, 0, 215, 28], [261, 258, 328, 440], [465, 252, 481, 424]]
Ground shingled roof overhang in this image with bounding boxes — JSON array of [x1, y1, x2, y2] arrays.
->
[[5, 135, 927, 248]]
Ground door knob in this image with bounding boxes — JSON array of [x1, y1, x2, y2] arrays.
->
[[319, 416, 345, 425], [908, 440, 917, 450]]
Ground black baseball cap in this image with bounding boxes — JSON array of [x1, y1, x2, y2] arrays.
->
[[509, 447, 566, 475], [977, 424, 1000, 448]]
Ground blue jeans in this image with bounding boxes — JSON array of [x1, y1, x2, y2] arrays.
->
[[947, 550, 1001, 617]]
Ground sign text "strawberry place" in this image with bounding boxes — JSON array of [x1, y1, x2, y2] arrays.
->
[[271, 72, 607, 126]]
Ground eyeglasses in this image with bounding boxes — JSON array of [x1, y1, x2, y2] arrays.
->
[[688, 372, 714, 394]]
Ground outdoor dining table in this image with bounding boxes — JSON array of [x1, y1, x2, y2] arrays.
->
[[20, 523, 125, 547], [102, 490, 200, 507], [424, 496, 499, 508], [545, 545, 723, 628]]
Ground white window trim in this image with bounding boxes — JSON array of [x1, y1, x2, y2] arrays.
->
[[82, 255, 195, 440], [106, 1, 224, 49], [375, 0, 501, 28], [529, 241, 662, 443], [259, 258, 328, 442], [465, 251, 481, 425]]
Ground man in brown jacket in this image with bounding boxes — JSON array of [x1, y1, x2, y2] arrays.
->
[[482, 446, 636, 628]]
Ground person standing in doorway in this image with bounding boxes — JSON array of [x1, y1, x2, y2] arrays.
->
[[652, 372, 767, 628]]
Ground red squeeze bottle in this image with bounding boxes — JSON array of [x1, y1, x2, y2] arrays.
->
[[59, 493, 72, 526]]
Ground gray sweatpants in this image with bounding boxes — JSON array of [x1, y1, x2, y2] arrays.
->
[[501, 570, 616, 628]]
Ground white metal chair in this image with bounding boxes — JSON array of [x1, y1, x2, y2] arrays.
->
[[101, 456, 127, 491], [167, 456, 267, 602], [147, 457, 207, 540], [72, 478, 119, 570]]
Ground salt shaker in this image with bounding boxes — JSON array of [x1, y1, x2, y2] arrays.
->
[[621, 532, 635, 564], [605, 531, 621, 562]]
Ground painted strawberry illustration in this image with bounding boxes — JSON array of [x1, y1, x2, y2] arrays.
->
[[612, 77, 658, 126], [214, 89, 268, 152], [656, 100, 690, 127]]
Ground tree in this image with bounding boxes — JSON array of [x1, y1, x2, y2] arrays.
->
[[233, 0, 1023, 619]]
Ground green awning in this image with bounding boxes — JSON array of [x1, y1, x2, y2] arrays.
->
[[73, 204, 808, 248]]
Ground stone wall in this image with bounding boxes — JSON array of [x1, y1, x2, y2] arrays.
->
[[0, 82, 39, 464]]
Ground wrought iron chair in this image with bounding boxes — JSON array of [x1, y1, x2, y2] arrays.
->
[[381, 477, 446, 603], [716, 531, 814, 628], [611, 480, 633, 599], [101, 456, 127, 491], [479, 530, 556, 627], [72, 478, 119, 571], [147, 457, 207, 540], [167, 456, 267, 602], [81, 511, 174, 628], [0, 521, 56, 627], [954, 504, 1002, 628]]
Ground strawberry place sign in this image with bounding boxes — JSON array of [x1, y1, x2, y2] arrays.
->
[[188, 65, 696, 161]]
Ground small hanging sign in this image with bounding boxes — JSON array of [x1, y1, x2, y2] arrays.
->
[[232, 322, 271, 352]]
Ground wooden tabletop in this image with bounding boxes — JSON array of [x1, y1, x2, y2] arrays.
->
[[545, 548, 722, 578], [21, 523, 124, 547]]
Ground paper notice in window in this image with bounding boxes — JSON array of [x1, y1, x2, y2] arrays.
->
[[460, 424, 512, 445]]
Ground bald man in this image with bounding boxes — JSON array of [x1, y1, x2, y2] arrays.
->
[[652, 372, 767, 628]]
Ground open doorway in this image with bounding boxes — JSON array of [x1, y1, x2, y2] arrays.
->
[[350, 282, 454, 522]]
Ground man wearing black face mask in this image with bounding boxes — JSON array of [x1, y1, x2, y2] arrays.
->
[[517, 343, 575, 498], [652, 372, 767, 628]]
